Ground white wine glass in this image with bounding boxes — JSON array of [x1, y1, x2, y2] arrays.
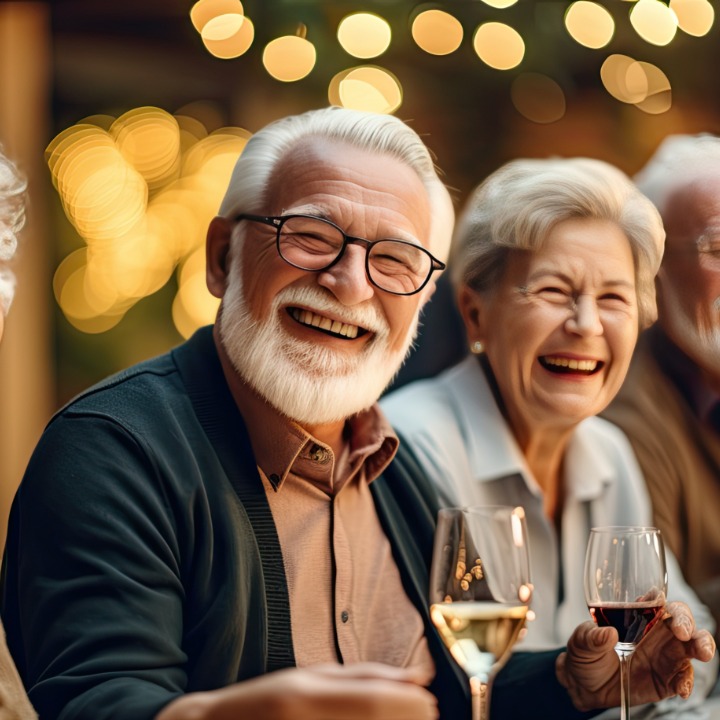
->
[[429, 506, 532, 720], [584, 526, 668, 720]]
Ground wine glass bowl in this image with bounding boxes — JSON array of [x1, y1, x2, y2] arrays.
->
[[584, 526, 668, 720], [429, 506, 532, 720]]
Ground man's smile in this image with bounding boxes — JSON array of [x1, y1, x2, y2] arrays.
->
[[288, 306, 366, 339]]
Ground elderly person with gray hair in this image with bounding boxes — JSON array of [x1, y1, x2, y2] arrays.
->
[[0, 148, 37, 720], [383, 156, 718, 716], [1, 111, 714, 720], [605, 135, 720, 646], [0, 149, 26, 333]]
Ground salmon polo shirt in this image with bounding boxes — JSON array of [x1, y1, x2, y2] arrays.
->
[[231, 378, 434, 674]]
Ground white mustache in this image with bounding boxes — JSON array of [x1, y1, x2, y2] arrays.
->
[[275, 285, 389, 339]]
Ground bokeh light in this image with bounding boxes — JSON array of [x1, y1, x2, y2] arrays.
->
[[630, 0, 678, 46], [201, 14, 254, 58], [601, 54, 648, 104], [111, 108, 181, 193], [481, 0, 519, 8], [411, 9, 463, 56], [330, 66, 403, 114], [337, 13, 392, 59], [190, 0, 243, 33], [669, 0, 714, 36], [173, 248, 221, 339], [48, 108, 251, 337], [263, 34, 316, 81], [565, 1, 615, 49], [473, 22, 525, 70], [600, 54, 672, 114], [634, 62, 672, 114], [511, 73, 566, 123]]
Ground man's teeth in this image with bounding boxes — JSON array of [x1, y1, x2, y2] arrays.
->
[[543, 356, 598, 372], [290, 308, 360, 339]]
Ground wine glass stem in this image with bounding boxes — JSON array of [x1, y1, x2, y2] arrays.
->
[[470, 676, 490, 720], [617, 649, 634, 720]]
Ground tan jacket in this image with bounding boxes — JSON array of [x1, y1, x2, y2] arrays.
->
[[604, 326, 720, 637]]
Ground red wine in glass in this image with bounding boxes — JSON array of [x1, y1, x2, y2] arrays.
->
[[588, 602, 665, 646]]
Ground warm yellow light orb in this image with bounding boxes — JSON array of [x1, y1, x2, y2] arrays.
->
[[333, 66, 402, 114], [337, 13, 392, 59], [601, 54, 648, 104], [473, 22, 525, 70], [111, 107, 181, 191], [565, 1, 615, 48], [634, 62, 672, 114], [201, 14, 254, 58], [511, 73, 566, 124], [263, 35, 316, 82], [669, 0, 714, 36], [630, 0, 678, 46], [481, 0, 519, 7], [190, 0, 243, 33], [411, 10, 463, 56]]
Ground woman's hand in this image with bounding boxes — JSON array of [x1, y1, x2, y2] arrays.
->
[[155, 663, 438, 720], [556, 600, 716, 711]]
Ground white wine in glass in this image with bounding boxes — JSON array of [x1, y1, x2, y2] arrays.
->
[[429, 506, 532, 720], [584, 526, 667, 720]]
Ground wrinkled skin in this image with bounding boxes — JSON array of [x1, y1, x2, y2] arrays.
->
[[557, 601, 716, 711], [156, 663, 439, 720]]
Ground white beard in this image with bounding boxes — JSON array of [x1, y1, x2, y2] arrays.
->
[[218, 263, 420, 425], [660, 281, 720, 376]]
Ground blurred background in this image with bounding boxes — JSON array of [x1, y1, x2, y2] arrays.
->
[[0, 0, 718, 547]]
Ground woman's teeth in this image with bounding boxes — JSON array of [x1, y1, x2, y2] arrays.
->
[[541, 356, 599, 373], [289, 308, 360, 339]]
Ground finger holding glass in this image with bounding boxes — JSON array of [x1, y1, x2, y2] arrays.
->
[[584, 526, 668, 720], [429, 506, 532, 720]]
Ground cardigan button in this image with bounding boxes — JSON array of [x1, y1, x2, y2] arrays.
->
[[340, 610, 349, 623]]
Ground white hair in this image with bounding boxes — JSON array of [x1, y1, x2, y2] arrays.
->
[[0, 148, 28, 314], [452, 157, 665, 328], [634, 134, 720, 216], [217, 106, 454, 262]]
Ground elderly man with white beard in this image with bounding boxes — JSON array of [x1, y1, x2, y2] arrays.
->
[[1, 109, 714, 720], [605, 134, 720, 645]]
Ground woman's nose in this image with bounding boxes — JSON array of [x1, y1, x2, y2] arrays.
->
[[565, 294, 603, 336]]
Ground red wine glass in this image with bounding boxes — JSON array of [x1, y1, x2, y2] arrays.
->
[[584, 526, 668, 720]]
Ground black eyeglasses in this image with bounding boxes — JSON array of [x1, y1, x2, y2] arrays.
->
[[235, 213, 446, 296]]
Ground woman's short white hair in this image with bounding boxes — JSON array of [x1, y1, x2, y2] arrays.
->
[[0, 149, 27, 315], [451, 157, 665, 328], [217, 106, 454, 262]]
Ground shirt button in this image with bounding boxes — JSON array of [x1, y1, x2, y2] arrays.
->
[[309, 444, 330, 463], [340, 610, 349, 623]]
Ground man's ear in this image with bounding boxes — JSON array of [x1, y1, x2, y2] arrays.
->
[[456, 284, 487, 343], [206, 216, 234, 299]]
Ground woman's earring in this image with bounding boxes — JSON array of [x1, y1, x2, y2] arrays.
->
[[471, 340, 484, 354]]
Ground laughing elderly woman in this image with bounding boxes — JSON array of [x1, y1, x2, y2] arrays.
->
[[382, 157, 718, 717], [0, 147, 37, 720]]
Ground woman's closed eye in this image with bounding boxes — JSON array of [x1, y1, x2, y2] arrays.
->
[[598, 291, 631, 307], [536, 286, 572, 303]]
